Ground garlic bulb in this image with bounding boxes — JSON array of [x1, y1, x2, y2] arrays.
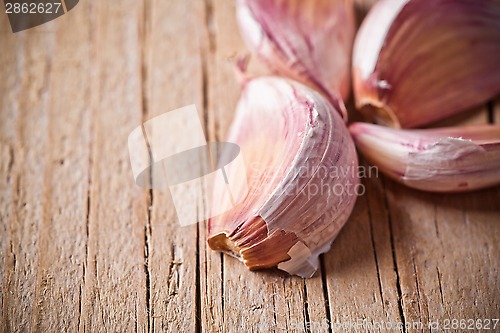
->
[[353, 0, 500, 128], [349, 122, 500, 192], [237, 0, 355, 117], [208, 77, 359, 278]]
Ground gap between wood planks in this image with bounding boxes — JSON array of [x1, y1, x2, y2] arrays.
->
[[139, 0, 152, 331], [199, 0, 224, 331]]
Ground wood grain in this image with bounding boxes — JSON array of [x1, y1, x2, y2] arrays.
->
[[145, 0, 205, 332], [1, 1, 499, 332], [79, 1, 149, 332], [29, 6, 90, 332]]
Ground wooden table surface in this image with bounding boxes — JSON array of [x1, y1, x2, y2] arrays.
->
[[1, 1, 499, 332]]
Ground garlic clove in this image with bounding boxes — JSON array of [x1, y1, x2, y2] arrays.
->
[[353, 0, 500, 128], [349, 122, 500, 192], [236, 0, 355, 119], [208, 77, 359, 278]]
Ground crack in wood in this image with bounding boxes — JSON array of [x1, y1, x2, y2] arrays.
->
[[271, 285, 278, 331], [302, 281, 311, 333], [144, 214, 153, 333], [78, 2, 97, 331], [167, 245, 181, 297], [140, 0, 151, 124], [433, 205, 440, 239], [319, 255, 333, 333], [390, 234, 407, 333], [4, 169, 23, 329], [94, 254, 98, 280], [366, 193, 385, 312], [220, 253, 224, 324], [139, 0, 153, 331], [286, 290, 292, 332], [31, 40, 55, 333], [198, 2, 220, 326], [79, 126, 92, 332], [10, 240, 16, 272], [381, 178, 408, 333], [76, 284, 83, 332], [202, 0, 221, 143], [204, 0, 216, 54], [436, 266, 445, 305], [201, 70, 209, 143], [6, 145, 14, 184], [411, 257, 422, 320], [135, 298, 139, 333], [195, 212, 202, 333]]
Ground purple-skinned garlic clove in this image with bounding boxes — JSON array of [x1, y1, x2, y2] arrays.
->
[[208, 77, 359, 278], [237, 0, 355, 120], [353, 0, 500, 128], [349, 122, 500, 192]]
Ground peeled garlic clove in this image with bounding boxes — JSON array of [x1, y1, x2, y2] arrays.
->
[[353, 0, 500, 128], [208, 77, 359, 278], [349, 122, 500, 192], [237, 0, 355, 118]]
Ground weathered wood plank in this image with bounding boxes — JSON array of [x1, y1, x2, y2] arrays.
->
[[144, 0, 206, 331], [28, 6, 91, 332], [0, 24, 58, 332], [0, 25, 24, 332], [79, 1, 149, 331], [198, 0, 226, 331], [383, 175, 500, 332]]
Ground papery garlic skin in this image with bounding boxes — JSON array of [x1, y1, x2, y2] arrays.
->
[[353, 0, 500, 128], [208, 77, 359, 278], [237, 0, 355, 119], [349, 122, 500, 192]]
